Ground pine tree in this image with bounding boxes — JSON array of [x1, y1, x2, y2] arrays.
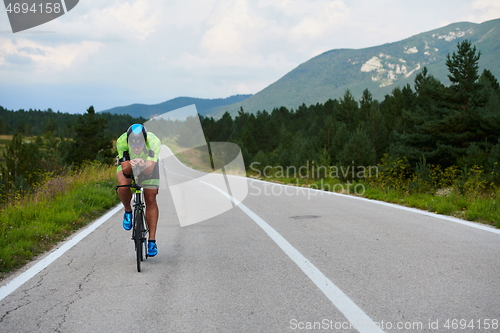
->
[[336, 126, 376, 177], [480, 69, 500, 93], [0, 116, 8, 134], [362, 100, 387, 159], [359, 89, 373, 119], [445, 39, 482, 111], [389, 67, 451, 166], [381, 84, 415, 134], [335, 90, 359, 130], [391, 39, 490, 168], [0, 132, 41, 190], [216, 112, 233, 142], [66, 106, 113, 165]]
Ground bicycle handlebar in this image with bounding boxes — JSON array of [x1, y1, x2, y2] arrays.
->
[[115, 183, 143, 191]]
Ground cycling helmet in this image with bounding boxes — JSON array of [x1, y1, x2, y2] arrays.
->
[[127, 124, 147, 148]]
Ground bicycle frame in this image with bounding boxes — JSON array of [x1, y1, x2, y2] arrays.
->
[[116, 181, 149, 272], [133, 184, 148, 271]]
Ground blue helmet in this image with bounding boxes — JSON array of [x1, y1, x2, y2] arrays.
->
[[127, 124, 147, 148]]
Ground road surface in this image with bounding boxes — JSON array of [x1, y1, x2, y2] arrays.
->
[[0, 158, 499, 333]]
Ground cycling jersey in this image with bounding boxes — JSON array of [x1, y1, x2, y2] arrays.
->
[[116, 131, 161, 186]]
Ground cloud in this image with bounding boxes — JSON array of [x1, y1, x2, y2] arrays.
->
[[100, 1, 158, 40], [42, 0, 160, 42], [0, 0, 159, 87], [4, 53, 33, 65], [263, 0, 350, 40], [472, 0, 500, 11], [199, 0, 350, 57], [161, 0, 352, 96], [469, 0, 500, 22], [0, 37, 101, 77], [200, 0, 269, 55]]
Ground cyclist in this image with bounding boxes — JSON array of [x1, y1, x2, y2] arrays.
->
[[116, 124, 161, 257]]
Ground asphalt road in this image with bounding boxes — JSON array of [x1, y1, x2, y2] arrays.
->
[[1, 158, 499, 332]]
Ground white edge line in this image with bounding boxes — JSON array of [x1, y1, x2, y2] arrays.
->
[[246, 177, 500, 236], [0, 205, 122, 302], [198, 178, 385, 333], [163, 148, 497, 332], [161, 146, 500, 236], [163, 150, 384, 333]]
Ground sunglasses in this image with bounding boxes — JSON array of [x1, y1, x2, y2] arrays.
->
[[129, 138, 145, 149]]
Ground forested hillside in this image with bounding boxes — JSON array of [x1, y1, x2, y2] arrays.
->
[[207, 19, 500, 118], [201, 40, 500, 192]]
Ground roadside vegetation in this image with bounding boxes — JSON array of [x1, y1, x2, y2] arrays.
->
[[0, 106, 131, 278], [248, 156, 500, 228], [0, 163, 119, 278]]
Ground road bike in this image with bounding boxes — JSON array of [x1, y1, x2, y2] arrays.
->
[[116, 180, 148, 272]]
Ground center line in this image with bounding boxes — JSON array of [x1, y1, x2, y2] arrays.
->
[[163, 149, 383, 332], [199, 179, 385, 333]]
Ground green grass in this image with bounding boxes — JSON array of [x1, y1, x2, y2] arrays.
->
[[466, 198, 500, 224], [0, 163, 120, 278]]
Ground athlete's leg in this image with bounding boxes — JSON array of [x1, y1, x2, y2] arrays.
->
[[116, 168, 133, 211], [144, 187, 159, 240]]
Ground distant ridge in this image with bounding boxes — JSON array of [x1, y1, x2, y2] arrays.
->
[[206, 18, 500, 118], [98, 94, 252, 119], [98, 19, 500, 120]]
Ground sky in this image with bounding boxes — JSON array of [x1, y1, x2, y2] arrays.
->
[[0, 0, 499, 114]]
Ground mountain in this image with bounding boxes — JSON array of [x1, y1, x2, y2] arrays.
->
[[98, 94, 252, 118], [206, 18, 500, 118]]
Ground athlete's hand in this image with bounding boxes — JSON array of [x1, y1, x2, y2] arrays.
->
[[130, 158, 146, 168]]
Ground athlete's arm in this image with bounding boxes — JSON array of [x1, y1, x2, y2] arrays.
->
[[116, 134, 132, 177], [139, 133, 161, 176], [130, 158, 156, 176]]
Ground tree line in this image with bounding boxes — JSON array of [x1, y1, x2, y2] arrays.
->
[[200, 40, 500, 187], [0, 106, 145, 201], [0, 106, 145, 138]]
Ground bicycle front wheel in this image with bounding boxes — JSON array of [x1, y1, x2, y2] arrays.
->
[[135, 210, 144, 272]]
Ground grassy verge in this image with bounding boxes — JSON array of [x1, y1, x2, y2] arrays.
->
[[361, 186, 500, 227], [0, 163, 120, 279], [249, 174, 500, 229]]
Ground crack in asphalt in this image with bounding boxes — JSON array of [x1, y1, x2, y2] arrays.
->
[[55, 254, 97, 333], [104, 219, 118, 246], [0, 271, 48, 325]]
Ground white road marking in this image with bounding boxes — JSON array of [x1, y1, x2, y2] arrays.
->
[[199, 179, 385, 333], [166, 149, 500, 332], [248, 177, 500, 235], [163, 152, 384, 332], [0, 205, 122, 302], [165, 144, 499, 235]]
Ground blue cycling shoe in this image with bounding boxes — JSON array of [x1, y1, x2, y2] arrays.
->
[[148, 240, 158, 257], [123, 211, 132, 230]]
